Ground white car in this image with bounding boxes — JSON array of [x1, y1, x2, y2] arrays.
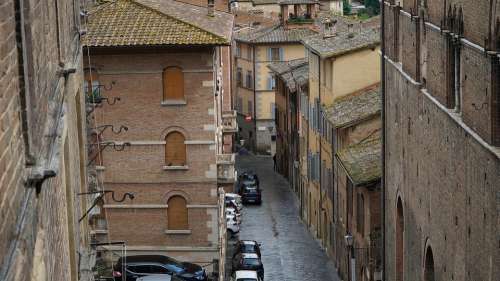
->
[[226, 213, 241, 224], [226, 193, 243, 210], [227, 217, 240, 235], [226, 207, 241, 217], [231, 270, 262, 281]]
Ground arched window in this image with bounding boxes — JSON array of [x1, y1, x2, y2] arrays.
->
[[396, 198, 404, 281], [167, 196, 188, 230], [163, 67, 184, 101], [165, 131, 186, 166], [424, 246, 435, 281]]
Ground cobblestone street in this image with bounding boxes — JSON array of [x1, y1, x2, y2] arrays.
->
[[227, 154, 340, 281]]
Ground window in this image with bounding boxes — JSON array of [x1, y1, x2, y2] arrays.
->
[[247, 100, 253, 116], [236, 67, 243, 87], [356, 193, 365, 235], [268, 47, 282, 61], [270, 103, 276, 118], [267, 73, 276, 90], [235, 42, 241, 57], [167, 196, 188, 230], [237, 97, 243, 112], [246, 71, 253, 89], [163, 66, 184, 101], [165, 131, 186, 166]]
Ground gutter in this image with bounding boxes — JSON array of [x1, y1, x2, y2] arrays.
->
[[380, 0, 387, 280]]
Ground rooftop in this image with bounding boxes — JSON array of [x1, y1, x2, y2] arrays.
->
[[268, 58, 308, 92], [302, 19, 380, 58], [278, 0, 319, 4], [325, 86, 381, 129], [234, 24, 317, 44], [83, 0, 234, 47], [336, 137, 381, 186]]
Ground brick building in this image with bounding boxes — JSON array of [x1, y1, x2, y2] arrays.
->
[[382, 1, 500, 281], [83, 0, 235, 266], [0, 0, 94, 280]]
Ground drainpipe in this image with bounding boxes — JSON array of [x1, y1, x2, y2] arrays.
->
[[380, 1, 387, 281], [318, 54, 323, 243], [253, 46, 257, 153]]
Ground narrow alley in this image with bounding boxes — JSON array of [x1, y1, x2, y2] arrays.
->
[[233, 155, 340, 281]]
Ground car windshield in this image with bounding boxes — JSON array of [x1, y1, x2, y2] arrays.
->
[[244, 188, 258, 194], [243, 258, 261, 266], [242, 180, 257, 186], [242, 245, 256, 252], [163, 258, 185, 273]]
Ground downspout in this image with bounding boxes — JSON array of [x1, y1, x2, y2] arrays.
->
[[380, 1, 387, 281], [15, 0, 35, 165], [317, 53, 322, 241], [253, 45, 257, 152]]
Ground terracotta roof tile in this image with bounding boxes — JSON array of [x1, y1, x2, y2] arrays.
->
[[337, 137, 381, 186], [83, 0, 233, 47], [234, 24, 317, 43], [268, 59, 308, 92]]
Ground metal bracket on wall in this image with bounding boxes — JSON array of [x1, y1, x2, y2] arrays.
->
[[78, 190, 135, 222], [86, 141, 131, 166], [25, 167, 57, 195]]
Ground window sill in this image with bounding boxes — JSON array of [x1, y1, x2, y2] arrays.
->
[[165, 229, 191, 235], [163, 165, 189, 170], [161, 100, 187, 106]]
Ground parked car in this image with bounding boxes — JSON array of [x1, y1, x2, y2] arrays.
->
[[230, 270, 262, 281], [237, 172, 259, 192], [113, 255, 207, 281], [226, 207, 241, 217], [227, 213, 241, 225], [233, 240, 261, 258], [227, 217, 240, 236], [225, 193, 242, 205], [231, 253, 264, 280], [240, 185, 262, 205], [226, 199, 241, 212], [137, 275, 185, 281]]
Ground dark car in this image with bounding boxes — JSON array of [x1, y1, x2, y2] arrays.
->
[[113, 255, 207, 281], [233, 240, 262, 258], [237, 172, 259, 191], [241, 185, 261, 205], [231, 253, 264, 280]]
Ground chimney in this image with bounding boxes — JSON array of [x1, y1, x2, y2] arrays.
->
[[208, 0, 215, 16]]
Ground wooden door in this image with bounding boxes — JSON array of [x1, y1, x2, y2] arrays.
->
[[163, 67, 184, 100]]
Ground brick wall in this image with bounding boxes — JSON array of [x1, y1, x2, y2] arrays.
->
[[0, 0, 91, 280], [89, 48, 221, 263]]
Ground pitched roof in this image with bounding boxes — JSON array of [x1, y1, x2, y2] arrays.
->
[[268, 59, 308, 92], [234, 24, 317, 43], [325, 86, 381, 129], [83, 0, 233, 47], [302, 24, 380, 58], [336, 137, 381, 186]]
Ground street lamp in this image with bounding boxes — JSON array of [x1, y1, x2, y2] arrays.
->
[[345, 233, 355, 281]]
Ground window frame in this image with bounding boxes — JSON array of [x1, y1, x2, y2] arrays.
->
[[162, 66, 186, 104], [167, 195, 189, 230], [165, 131, 187, 167]]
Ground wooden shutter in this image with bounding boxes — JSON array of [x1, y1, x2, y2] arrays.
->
[[165, 132, 186, 166], [167, 196, 188, 230], [163, 67, 184, 100]]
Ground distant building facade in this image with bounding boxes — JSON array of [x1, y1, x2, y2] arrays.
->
[[0, 0, 93, 280], [383, 1, 500, 281], [234, 0, 319, 154], [83, 0, 235, 266]]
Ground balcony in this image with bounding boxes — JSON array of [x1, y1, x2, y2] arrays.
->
[[221, 110, 238, 133], [217, 153, 236, 183]]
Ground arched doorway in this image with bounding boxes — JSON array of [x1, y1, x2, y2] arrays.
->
[[396, 198, 404, 281], [424, 246, 435, 281]]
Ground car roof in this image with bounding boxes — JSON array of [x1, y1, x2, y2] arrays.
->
[[137, 275, 172, 281], [235, 270, 258, 278], [242, 253, 259, 259], [117, 255, 174, 265]]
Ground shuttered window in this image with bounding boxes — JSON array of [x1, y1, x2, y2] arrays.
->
[[163, 67, 184, 101], [167, 196, 188, 230], [165, 132, 186, 166]]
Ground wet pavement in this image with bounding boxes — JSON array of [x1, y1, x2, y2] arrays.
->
[[227, 154, 340, 281]]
